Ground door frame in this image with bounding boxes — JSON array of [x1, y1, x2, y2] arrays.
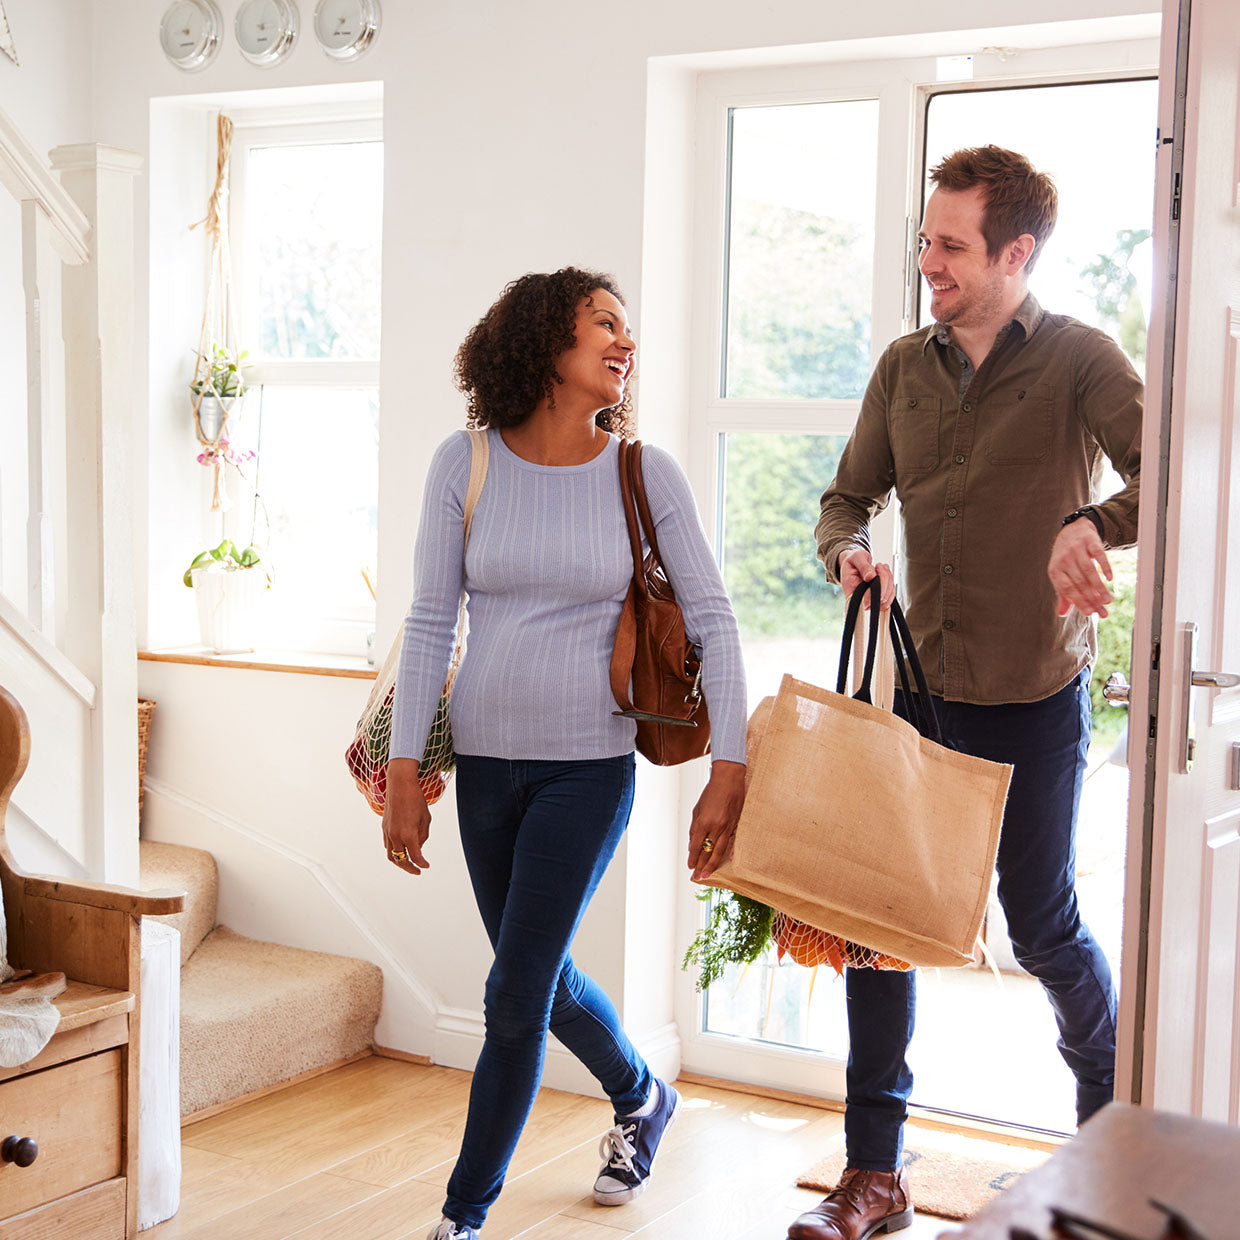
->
[[675, 34, 1163, 1107]]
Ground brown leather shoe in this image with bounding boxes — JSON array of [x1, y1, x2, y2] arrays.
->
[[787, 1165, 913, 1240]]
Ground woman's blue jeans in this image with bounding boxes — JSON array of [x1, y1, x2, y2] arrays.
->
[[845, 670, 1117, 1169], [442, 753, 652, 1229]]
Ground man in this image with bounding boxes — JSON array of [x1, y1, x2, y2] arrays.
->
[[788, 146, 1142, 1240]]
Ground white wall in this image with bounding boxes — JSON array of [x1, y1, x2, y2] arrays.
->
[[14, 0, 1160, 1077], [0, 0, 91, 618]]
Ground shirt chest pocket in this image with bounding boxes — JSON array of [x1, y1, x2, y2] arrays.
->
[[888, 396, 941, 474], [983, 383, 1055, 465]]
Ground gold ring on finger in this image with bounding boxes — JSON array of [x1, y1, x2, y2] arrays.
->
[[702, 838, 714, 854], [390, 849, 407, 863]]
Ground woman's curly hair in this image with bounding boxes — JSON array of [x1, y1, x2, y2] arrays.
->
[[455, 267, 635, 437]]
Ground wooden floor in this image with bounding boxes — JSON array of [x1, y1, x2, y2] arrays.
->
[[146, 1056, 954, 1240]]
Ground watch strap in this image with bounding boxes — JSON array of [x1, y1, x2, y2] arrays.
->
[[1062, 506, 1105, 540]]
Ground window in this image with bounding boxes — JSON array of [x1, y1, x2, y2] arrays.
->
[[229, 117, 382, 655], [724, 101, 879, 401], [684, 78, 902, 1088]]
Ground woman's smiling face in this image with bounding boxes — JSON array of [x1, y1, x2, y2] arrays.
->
[[553, 289, 636, 413]]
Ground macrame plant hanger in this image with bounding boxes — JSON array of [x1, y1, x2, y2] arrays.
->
[[190, 113, 241, 512]]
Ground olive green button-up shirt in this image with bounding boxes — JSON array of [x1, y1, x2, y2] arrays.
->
[[816, 294, 1142, 705]]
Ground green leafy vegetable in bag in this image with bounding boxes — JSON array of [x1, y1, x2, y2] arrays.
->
[[682, 890, 774, 992]]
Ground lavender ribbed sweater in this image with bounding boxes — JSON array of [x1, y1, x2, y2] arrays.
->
[[389, 429, 747, 766]]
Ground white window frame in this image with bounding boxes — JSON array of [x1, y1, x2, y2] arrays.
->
[[676, 37, 1160, 1102], [226, 110, 383, 654]]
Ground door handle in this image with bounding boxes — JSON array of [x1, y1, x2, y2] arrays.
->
[[1103, 672, 1131, 706], [1191, 670, 1240, 689], [1181, 622, 1240, 772]]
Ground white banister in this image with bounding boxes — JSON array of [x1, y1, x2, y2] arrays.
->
[[49, 142, 143, 887], [0, 592, 95, 706], [0, 106, 90, 265], [22, 200, 59, 639]]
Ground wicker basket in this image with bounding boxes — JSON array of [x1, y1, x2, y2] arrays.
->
[[138, 697, 156, 818]]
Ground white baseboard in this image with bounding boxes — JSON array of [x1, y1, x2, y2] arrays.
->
[[432, 1009, 681, 1099]]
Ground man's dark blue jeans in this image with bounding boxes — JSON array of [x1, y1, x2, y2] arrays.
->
[[442, 753, 652, 1230], [845, 669, 1117, 1169]]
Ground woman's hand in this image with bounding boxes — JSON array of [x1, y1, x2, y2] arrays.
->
[[688, 760, 747, 882], [382, 758, 432, 875]]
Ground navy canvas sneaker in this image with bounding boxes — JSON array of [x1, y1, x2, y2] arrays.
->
[[592, 1079, 683, 1205]]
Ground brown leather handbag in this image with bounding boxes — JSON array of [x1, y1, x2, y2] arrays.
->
[[609, 439, 712, 765]]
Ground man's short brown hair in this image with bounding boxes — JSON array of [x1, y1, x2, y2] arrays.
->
[[929, 145, 1058, 272]]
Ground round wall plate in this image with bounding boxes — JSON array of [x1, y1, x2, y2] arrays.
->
[[312, 0, 381, 61], [236, 0, 300, 67], [159, 0, 223, 72]]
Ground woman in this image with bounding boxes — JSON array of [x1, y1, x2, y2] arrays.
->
[[384, 268, 747, 1240]]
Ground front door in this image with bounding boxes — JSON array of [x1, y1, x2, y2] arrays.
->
[[1122, 0, 1240, 1120]]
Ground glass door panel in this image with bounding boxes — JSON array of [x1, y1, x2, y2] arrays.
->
[[911, 76, 1156, 1132], [921, 78, 1159, 359], [701, 431, 853, 1054], [718, 431, 851, 711], [724, 101, 880, 400]]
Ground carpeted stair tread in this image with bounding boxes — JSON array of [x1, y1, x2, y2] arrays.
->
[[179, 926, 383, 1116], [139, 840, 219, 966]]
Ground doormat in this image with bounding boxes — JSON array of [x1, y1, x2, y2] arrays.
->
[[797, 1128, 1052, 1221]]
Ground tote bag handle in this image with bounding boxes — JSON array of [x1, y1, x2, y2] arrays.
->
[[836, 577, 883, 701], [835, 578, 943, 744]]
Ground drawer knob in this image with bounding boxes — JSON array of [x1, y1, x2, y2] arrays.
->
[[1, 1136, 38, 1167]]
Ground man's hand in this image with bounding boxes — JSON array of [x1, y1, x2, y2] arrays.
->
[[688, 760, 746, 882], [1047, 520, 1114, 618], [838, 548, 896, 610], [382, 758, 432, 875]]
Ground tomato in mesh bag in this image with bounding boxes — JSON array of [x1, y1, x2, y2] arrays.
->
[[346, 685, 455, 814]]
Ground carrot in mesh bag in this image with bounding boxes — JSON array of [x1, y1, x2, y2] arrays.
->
[[345, 429, 489, 815], [682, 890, 912, 994], [771, 912, 914, 975]]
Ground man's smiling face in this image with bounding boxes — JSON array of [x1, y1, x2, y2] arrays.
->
[[918, 185, 1011, 332]]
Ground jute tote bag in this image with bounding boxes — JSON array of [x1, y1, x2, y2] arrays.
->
[[703, 581, 1013, 968]]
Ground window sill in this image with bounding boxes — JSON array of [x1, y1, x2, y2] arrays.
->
[[138, 647, 377, 680]]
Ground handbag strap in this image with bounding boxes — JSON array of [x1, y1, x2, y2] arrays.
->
[[612, 437, 679, 715], [627, 441, 666, 570], [616, 439, 652, 599], [463, 428, 489, 543], [453, 428, 490, 638], [836, 577, 882, 702]]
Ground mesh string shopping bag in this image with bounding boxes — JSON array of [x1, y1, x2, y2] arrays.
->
[[703, 579, 1013, 970], [346, 429, 489, 813]]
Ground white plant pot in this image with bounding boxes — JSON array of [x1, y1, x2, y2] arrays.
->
[[194, 394, 235, 442], [191, 565, 265, 653]]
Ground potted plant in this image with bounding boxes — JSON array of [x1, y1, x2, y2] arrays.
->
[[183, 538, 268, 654], [190, 343, 252, 442]]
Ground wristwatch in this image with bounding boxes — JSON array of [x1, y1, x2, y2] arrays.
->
[[1062, 506, 1105, 539]]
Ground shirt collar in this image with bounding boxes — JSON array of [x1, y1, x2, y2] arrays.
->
[[922, 291, 1044, 354]]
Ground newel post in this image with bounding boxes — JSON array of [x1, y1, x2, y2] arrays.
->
[[48, 144, 144, 886]]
